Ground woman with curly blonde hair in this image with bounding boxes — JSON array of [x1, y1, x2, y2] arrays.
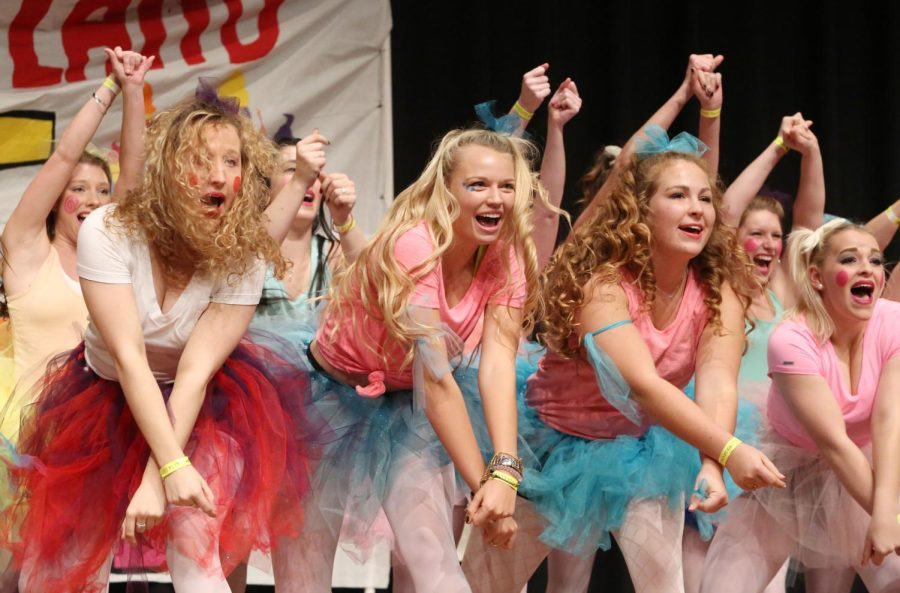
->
[[0, 93, 310, 592], [463, 129, 785, 593], [271, 128, 548, 592]]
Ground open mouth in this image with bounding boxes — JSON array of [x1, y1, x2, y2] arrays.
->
[[753, 254, 773, 276], [678, 224, 704, 239], [849, 280, 875, 305], [76, 212, 89, 223], [301, 191, 316, 207], [475, 213, 502, 231]]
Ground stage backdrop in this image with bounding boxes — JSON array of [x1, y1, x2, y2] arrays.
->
[[0, 0, 393, 233]]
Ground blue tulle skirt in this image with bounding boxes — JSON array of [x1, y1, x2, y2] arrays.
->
[[251, 315, 453, 551]]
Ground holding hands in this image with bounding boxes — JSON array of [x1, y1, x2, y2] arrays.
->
[[687, 53, 724, 110], [778, 112, 818, 154], [104, 46, 154, 90]]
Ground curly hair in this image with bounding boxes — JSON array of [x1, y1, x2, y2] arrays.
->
[[112, 97, 284, 285], [324, 128, 551, 369], [539, 151, 757, 358]]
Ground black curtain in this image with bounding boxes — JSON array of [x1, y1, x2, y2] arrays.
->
[[389, 2, 892, 591], [391, 0, 900, 263]]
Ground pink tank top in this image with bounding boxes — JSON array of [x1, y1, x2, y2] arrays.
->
[[526, 270, 709, 439]]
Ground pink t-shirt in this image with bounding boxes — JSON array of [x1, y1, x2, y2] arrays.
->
[[315, 221, 526, 389], [767, 299, 900, 449], [526, 269, 709, 439]]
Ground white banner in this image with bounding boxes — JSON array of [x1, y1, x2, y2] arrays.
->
[[0, 0, 393, 233]]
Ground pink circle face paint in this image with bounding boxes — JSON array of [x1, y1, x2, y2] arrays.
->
[[835, 270, 850, 287], [743, 238, 759, 253], [62, 195, 80, 214], [188, 173, 199, 186], [233, 176, 241, 194]]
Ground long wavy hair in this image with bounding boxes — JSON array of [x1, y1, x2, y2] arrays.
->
[[785, 218, 870, 343], [539, 151, 757, 358], [112, 98, 284, 284], [324, 128, 551, 369]]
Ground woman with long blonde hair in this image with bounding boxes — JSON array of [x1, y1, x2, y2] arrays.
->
[[272, 127, 548, 592], [463, 130, 785, 593], [0, 94, 310, 592], [701, 219, 900, 592]]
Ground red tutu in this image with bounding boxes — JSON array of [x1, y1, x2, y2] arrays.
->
[[0, 340, 310, 592]]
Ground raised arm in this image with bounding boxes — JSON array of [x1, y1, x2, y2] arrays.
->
[[106, 47, 154, 199], [693, 62, 723, 178], [720, 116, 797, 226], [535, 78, 582, 268], [579, 278, 784, 490], [321, 171, 366, 262], [2, 55, 121, 267], [864, 198, 900, 251], [265, 131, 327, 244], [786, 117, 825, 231], [576, 54, 720, 228], [507, 63, 551, 138]]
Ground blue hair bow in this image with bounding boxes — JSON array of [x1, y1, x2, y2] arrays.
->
[[634, 124, 708, 158], [474, 100, 521, 135]]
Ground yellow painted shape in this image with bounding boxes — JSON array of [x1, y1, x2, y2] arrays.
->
[[0, 116, 53, 165]]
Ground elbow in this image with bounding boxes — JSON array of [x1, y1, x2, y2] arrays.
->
[[816, 432, 856, 461]]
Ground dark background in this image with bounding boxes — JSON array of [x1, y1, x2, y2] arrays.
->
[[388, 1, 888, 590], [391, 0, 900, 265]]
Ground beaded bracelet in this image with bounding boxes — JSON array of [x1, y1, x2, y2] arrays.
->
[[718, 437, 743, 466], [700, 107, 721, 119], [159, 456, 192, 479]]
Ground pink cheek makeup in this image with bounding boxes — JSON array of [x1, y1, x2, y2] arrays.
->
[[233, 176, 242, 194], [774, 240, 783, 258], [743, 238, 758, 253], [62, 195, 80, 214], [189, 173, 199, 186], [835, 270, 850, 288]]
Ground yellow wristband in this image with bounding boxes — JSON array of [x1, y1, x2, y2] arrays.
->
[[333, 215, 356, 234], [718, 437, 743, 466], [896, 513, 900, 524], [159, 456, 191, 479], [490, 471, 519, 491], [102, 75, 121, 95], [512, 100, 533, 121], [885, 206, 900, 227], [700, 107, 721, 119], [773, 136, 789, 152]]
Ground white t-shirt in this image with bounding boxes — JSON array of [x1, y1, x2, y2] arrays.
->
[[77, 204, 265, 383]]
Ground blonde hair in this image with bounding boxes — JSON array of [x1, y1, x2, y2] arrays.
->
[[785, 218, 870, 342], [540, 151, 757, 358], [112, 98, 284, 284], [325, 128, 550, 369]]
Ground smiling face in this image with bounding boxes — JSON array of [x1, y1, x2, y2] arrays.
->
[[188, 123, 242, 219], [270, 144, 322, 226], [812, 229, 884, 323], [646, 159, 716, 260], [448, 144, 516, 249], [738, 208, 784, 282], [53, 161, 111, 243]]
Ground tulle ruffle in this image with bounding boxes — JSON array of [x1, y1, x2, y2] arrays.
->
[[0, 336, 311, 593]]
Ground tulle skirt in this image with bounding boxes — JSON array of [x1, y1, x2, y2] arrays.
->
[[0, 335, 311, 593], [746, 429, 874, 568]]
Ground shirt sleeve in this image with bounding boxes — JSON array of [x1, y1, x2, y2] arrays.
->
[[394, 224, 441, 309], [768, 320, 823, 376], [76, 206, 132, 284], [486, 244, 527, 309], [211, 257, 266, 305]]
